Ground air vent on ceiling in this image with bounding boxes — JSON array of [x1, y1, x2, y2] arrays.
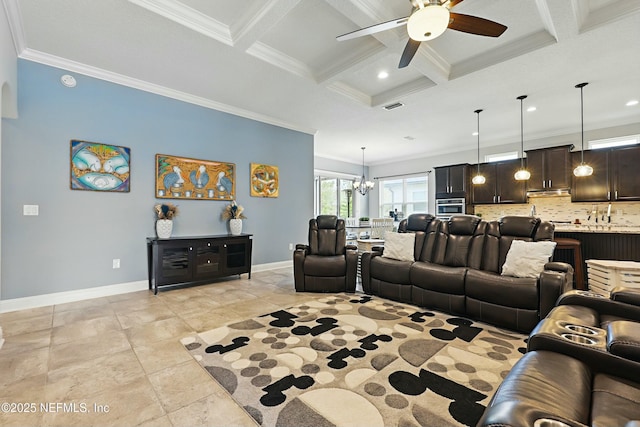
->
[[383, 102, 404, 111]]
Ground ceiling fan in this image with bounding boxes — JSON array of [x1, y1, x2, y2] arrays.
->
[[336, 0, 507, 68]]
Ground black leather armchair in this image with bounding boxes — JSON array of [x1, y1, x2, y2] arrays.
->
[[293, 215, 358, 293]]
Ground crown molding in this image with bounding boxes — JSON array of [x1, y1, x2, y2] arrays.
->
[[3, 0, 26, 54], [19, 48, 316, 135], [246, 42, 315, 81], [127, 0, 233, 45], [325, 81, 371, 107]]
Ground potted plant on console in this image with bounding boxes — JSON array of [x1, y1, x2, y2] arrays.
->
[[222, 200, 246, 235], [154, 203, 178, 238]]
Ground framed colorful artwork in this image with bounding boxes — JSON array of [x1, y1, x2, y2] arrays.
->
[[156, 154, 235, 200], [70, 140, 131, 192], [250, 163, 279, 198]]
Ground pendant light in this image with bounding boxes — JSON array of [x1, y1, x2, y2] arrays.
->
[[573, 82, 593, 177], [353, 147, 375, 195], [472, 109, 486, 185], [514, 95, 531, 181]]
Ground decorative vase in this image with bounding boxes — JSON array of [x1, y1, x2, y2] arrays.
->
[[156, 219, 173, 238], [229, 218, 242, 235]]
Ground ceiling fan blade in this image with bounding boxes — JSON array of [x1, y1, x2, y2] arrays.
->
[[398, 38, 421, 68], [447, 0, 465, 8], [336, 16, 409, 41], [448, 13, 507, 37]]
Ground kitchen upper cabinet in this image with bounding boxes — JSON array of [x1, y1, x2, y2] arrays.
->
[[435, 164, 469, 199], [571, 145, 640, 202], [611, 144, 640, 201], [571, 150, 610, 202], [471, 159, 526, 204], [526, 145, 573, 191]]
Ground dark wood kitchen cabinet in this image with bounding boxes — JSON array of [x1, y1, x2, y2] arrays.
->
[[471, 159, 526, 204], [611, 144, 640, 201], [435, 164, 469, 199], [526, 145, 573, 191], [147, 234, 252, 294], [571, 145, 640, 202], [571, 149, 610, 202]]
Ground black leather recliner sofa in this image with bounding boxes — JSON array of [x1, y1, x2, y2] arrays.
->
[[361, 214, 573, 332]]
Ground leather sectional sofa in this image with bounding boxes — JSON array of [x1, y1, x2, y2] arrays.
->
[[361, 214, 574, 332], [478, 287, 640, 426]]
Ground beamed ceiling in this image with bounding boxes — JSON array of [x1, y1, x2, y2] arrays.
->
[[3, 0, 640, 164]]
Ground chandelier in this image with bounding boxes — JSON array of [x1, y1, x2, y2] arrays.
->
[[354, 147, 375, 196]]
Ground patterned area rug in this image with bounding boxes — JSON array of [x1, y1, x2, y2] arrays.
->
[[180, 294, 526, 427]]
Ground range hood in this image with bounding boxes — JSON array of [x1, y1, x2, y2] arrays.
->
[[526, 188, 571, 198]]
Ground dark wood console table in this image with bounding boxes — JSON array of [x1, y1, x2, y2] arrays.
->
[[147, 234, 252, 294]]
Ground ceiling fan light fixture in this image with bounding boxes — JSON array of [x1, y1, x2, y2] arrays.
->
[[407, 5, 450, 41]]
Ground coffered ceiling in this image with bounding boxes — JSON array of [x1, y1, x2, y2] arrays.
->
[[4, 0, 640, 164]]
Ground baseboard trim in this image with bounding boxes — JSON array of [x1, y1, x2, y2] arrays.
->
[[0, 261, 292, 313]]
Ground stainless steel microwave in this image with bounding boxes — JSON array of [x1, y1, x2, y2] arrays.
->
[[435, 198, 465, 220]]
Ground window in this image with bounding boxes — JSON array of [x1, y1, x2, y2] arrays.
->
[[379, 175, 428, 220], [314, 175, 355, 218], [484, 151, 518, 162], [589, 135, 640, 150]]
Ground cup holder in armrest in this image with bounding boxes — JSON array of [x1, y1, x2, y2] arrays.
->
[[534, 418, 574, 427], [576, 290, 606, 298], [564, 324, 599, 335], [560, 333, 599, 346]]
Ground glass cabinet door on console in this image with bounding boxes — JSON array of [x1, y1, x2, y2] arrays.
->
[[147, 234, 253, 294]]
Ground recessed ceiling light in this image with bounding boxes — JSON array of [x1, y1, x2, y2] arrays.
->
[[377, 71, 389, 79], [527, 106, 536, 112], [472, 132, 479, 136], [626, 100, 639, 107]]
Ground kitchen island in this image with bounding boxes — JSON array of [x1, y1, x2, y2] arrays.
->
[[552, 225, 640, 290]]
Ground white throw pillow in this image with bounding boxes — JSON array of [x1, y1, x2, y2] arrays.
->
[[382, 232, 415, 262], [501, 240, 557, 278]]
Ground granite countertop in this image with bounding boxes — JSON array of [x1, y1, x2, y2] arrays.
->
[[553, 224, 640, 234]]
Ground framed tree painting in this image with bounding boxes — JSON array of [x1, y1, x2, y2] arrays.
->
[[156, 154, 235, 200], [70, 140, 131, 192], [250, 163, 279, 198]]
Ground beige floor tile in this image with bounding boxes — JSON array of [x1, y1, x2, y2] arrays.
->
[[148, 360, 220, 413], [126, 316, 194, 348], [133, 338, 193, 374], [51, 314, 122, 346], [221, 300, 282, 319], [106, 289, 157, 303], [167, 390, 258, 427], [42, 377, 166, 427], [115, 303, 177, 329], [1, 313, 53, 337], [0, 328, 51, 356], [0, 373, 47, 427], [136, 414, 174, 427], [0, 305, 53, 322], [46, 349, 146, 402], [52, 304, 116, 327], [179, 308, 247, 332], [108, 294, 166, 315], [0, 346, 49, 387], [53, 296, 111, 313], [49, 329, 132, 370]]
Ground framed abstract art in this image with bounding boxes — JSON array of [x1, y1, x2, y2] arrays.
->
[[156, 154, 235, 200], [70, 140, 131, 192]]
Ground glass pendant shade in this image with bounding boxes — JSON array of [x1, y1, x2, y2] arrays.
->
[[353, 147, 374, 196], [514, 95, 530, 181], [514, 169, 531, 181], [573, 163, 593, 177], [407, 4, 450, 41], [573, 82, 593, 177], [472, 174, 486, 185], [472, 109, 485, 185]]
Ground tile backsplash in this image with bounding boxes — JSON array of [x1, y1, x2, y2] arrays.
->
[[473, 196, 640, 227]]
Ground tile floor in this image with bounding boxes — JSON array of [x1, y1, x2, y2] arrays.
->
[[0, 268, 326, 427]]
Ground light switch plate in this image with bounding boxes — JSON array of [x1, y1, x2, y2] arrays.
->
[[23, 205, 39, 216]]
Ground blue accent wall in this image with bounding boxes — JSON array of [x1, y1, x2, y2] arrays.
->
[[1, 60, 314, 299]]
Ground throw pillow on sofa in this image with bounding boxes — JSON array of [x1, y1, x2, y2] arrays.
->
[[501, 240, 557, 278], [381, 232, 415, 262]]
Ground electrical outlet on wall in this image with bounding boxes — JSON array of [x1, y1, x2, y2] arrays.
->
[[289, 243, 293, 250], [112, 259, 120, 269]]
